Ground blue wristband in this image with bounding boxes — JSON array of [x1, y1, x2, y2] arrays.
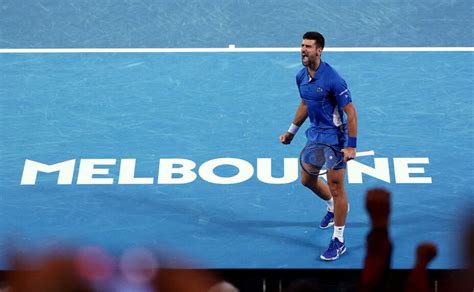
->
[[348, 137, 357, 148]]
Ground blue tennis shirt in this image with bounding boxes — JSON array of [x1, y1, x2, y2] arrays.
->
[[296, 61, 352, 134]]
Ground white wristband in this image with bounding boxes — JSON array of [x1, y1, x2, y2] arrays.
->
[[288, 123, 300, 135]]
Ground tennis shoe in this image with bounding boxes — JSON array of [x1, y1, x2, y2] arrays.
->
[[320, 238, 346, 261], [319, 210, 334, 229]]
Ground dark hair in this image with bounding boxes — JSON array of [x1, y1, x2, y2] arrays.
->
[[303, 32, 325, 49]]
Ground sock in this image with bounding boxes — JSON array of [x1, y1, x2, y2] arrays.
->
[[325, 197, 334, 212], [333, 225, 345, 242]]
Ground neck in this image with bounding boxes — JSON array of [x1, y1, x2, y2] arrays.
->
[[307, 58, 321, 77]]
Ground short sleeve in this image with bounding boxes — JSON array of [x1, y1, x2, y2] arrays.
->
[[332, 77, 352, 108]]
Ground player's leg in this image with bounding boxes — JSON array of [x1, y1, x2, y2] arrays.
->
[[300, 169, 335, 228], [300, 168, 331, 200], [320, 168, 348, 261], [327, 168, 348, 226]]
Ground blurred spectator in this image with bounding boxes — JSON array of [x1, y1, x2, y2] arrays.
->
[[359, 188, 392, 292], [207, 281, 239, 292], [7, 251, 94, 292], [446, 215, 474, 291], [152, 268, 218, 292], [465, 220, 474, 289], [6, 247, 220, 292], [404, 243, 437, 292]]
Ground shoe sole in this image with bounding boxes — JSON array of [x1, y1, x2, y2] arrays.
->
[[319, 221, 334, 229], [320, 246, 346, 261]]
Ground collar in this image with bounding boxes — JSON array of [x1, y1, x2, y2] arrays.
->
[[307, 60, 326, 82]]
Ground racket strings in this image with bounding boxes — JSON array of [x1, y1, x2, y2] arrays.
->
[[300, 144, 342, 175]]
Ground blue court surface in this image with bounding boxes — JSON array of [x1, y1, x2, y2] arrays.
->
[[1, 0, 473, 270]]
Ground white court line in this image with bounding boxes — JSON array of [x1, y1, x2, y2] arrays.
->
[[0, 47, 473, 53]]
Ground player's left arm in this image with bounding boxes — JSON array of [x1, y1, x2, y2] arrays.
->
[[332, 74, 358, 162], [342, 102, 358, 162]]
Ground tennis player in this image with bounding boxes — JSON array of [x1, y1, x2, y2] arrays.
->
[[279, 32, 358, 261]]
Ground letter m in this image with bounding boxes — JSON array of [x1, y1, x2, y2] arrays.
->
[[21, 159, 76, 185]]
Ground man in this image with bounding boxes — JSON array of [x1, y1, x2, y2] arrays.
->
[[280, 32, 358, 261]]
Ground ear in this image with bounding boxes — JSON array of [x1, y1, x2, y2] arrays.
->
[[316, 47, 323, 56]]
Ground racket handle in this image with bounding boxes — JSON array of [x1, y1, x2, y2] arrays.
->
[[339, 150, 375, 160]]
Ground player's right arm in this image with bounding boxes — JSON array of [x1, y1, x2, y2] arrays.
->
[[280, 99, 308, 144]]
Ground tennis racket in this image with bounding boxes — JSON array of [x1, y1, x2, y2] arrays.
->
[[299, 143, 374, 176]]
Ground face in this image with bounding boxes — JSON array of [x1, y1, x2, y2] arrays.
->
[[301, 39, 322, 68]]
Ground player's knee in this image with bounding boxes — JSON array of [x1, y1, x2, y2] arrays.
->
[[328, 182, 344, 198], [301, 175, 315, 188]]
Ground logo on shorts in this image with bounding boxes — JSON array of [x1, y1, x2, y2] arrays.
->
[[317, 87, 323, 93]]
